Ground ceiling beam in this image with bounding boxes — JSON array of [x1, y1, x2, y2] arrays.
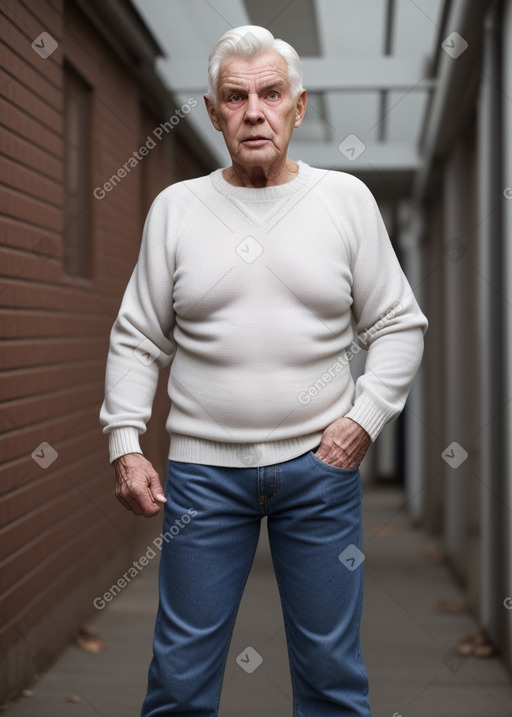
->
[[289, 140, 421, 171], [302, 56, 434, 91], [165, 55, 436, 93]]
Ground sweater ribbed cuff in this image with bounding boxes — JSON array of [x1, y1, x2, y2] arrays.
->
[[108, 427, 143, 463], [345, 394, 391, 443]]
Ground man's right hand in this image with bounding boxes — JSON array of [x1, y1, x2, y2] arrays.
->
[[113, 453, 167, 517]]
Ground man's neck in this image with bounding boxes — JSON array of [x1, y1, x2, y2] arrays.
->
[[223, 159, 299, 188]]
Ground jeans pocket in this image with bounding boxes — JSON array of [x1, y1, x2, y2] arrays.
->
[[309, 450, 360, 474]]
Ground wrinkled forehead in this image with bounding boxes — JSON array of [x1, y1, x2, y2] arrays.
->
[[217, 50, 290, 90]]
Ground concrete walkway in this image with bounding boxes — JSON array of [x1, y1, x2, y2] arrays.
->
[[4, 486, 512, 716]]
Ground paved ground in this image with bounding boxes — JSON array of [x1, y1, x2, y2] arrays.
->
[[4, 486, 512, 717]]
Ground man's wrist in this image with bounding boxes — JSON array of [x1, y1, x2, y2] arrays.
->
[[343, 416, 370, 439], [113, 451, 144, 464]]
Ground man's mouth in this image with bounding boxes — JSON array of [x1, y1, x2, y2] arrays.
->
[[242, 136, 269, 146]]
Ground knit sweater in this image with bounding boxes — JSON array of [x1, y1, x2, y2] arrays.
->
[[100, 161, 428, 467]]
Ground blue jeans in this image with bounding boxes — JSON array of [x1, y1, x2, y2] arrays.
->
[[141, 449, 371, 716]]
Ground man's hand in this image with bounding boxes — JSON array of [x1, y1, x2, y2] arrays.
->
[[113, 453, 167, 517], [314, 417, 371, 470]]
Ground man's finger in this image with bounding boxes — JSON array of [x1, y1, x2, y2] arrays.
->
[[113, 455, 165, 517], [148, 473, 167, 504], [138, 498, 162, 517], [313, 438, 332, 461], [133, 488, 162, 516], [117, 479, 151, 515], [118, 489, 143, 514], [314, 437, 356, 468]]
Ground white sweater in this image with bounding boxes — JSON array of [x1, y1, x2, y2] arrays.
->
[[100, 161, 428, 467]]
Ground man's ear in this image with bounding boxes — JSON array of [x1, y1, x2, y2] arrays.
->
[[204, 95, 222, 132], [294, 89, 308, 128]]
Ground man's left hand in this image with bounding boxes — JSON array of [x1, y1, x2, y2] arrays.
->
[[314, 417, 371, 470]]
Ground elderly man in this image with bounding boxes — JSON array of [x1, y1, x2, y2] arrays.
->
[[100, 25, 427, 717]]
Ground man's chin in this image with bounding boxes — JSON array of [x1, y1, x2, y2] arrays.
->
[[235, 146, 276, 165]]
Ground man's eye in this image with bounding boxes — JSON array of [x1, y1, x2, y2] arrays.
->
[[267, 91, 279, 99], [229, 95, 243, 102]]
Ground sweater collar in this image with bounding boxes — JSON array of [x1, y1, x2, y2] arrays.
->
[[210, 160, 311, 202]]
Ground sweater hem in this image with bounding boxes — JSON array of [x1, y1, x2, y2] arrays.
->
[[168, 432, 324, 467]]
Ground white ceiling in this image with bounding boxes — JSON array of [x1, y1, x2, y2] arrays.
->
[[131, 0, 446, 197]]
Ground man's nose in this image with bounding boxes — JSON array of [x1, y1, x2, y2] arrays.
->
[[244, 93, 264, 121]]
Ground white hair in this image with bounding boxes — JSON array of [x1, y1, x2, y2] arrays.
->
[[207, 25, 304, 103]]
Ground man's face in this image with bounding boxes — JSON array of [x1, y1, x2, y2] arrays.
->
[[205, 50, 307, 171]]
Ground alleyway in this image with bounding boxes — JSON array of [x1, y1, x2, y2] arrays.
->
[[4, 486, 512, 717]]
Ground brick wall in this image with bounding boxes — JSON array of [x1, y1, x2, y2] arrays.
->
[[0, 0, 213, 700]]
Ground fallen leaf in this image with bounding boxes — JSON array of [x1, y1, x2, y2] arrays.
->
[[435, 598, 468, 614], [457, 642, 474, 656], [75, 626, 107, 654], [457, 631, 496, 657], [418, 543, 447, 564], [460, 631, 486, 645], [75, 636, 107, 654]]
